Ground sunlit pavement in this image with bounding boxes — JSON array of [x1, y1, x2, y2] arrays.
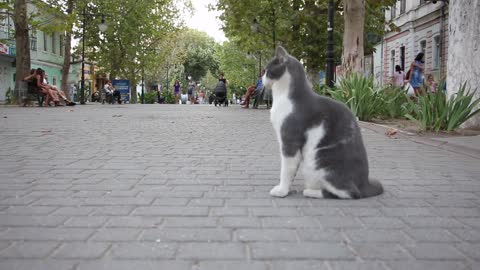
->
[[0, 104, 479, 270]]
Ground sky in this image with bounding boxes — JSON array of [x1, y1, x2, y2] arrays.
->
[[184, 0, 227, 43]]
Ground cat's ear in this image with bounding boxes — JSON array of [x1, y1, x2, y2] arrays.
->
[[275, 46, 288, 63]]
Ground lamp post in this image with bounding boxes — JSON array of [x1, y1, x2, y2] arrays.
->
[[325, 0, 335, 88], [80, 10, 108, 105], [251, 18, 275, 56], [247, 51, 262, 81]]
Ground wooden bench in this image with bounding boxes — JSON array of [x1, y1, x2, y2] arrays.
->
[[22, 80, 45, 107]]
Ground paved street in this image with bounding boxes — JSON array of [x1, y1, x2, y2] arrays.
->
[[0, 104, 479, 270]]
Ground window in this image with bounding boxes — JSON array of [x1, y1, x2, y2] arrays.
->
[[390, 49, 396, 76], [390, 3, 396, 18], [400, 46, 405, 71], [59, 35, 63, 56], [30, 30, 37, 51], [400, 0, 406, 14], [433, 35, 441, 69], [51, 34, 55, 54], [52, 76, 57, 86], [43, 32, 48, 51], [420, 40, 427, 55]]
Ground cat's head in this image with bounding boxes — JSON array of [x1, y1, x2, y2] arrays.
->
[[263, 46, 304, 91], [263, 46, 288, 89]]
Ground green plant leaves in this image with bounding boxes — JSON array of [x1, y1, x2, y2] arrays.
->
[[404, 83, 480, 132]]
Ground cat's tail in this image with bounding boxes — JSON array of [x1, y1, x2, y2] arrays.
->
[[359, 179, 384, 198]]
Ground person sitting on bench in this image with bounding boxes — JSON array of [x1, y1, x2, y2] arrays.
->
[[24, 68, 62, 106], [41, 70, 75, 106]]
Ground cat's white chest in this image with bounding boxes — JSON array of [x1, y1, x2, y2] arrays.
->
[[270, 95, 294, 134]]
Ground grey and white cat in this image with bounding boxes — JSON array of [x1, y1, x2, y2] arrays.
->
[[264, 46, 383, 199]]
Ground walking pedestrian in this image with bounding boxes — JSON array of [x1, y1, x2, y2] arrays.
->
[[187, 76, 196, 105], [409, 52, 425, 96], [173, 80, 181, 104]]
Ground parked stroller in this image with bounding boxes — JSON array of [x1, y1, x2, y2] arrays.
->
[[213, 81, 228, 107]]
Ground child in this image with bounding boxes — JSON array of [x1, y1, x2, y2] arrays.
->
[[425, 74, 437, 94]]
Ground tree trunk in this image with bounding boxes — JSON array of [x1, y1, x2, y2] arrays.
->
[[341, 0, 365, 75], [61, 0, 75, 99], [13, 0, 31, 104], [447, 0, 480, 128]]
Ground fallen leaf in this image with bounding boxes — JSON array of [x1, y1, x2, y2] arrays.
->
[[385, 128, 397, 137]]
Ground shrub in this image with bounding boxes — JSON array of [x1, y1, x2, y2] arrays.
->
[[328, 73, 384, 121], [144, 91, 157, 104], [405, 83, 480, 132], [380, 85, 409, 119], [162, 90, 176, 104]]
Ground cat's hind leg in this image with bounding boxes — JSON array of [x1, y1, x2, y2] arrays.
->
[[270, 151, 302, 197]]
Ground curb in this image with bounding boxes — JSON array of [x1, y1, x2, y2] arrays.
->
[[360, 121, 480, 160]]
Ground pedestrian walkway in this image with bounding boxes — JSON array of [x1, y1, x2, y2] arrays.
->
[[0, 104, 479, 270]]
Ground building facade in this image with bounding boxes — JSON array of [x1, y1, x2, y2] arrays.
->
[[374, 0, 449, 86], [0, 1, 65, 102]]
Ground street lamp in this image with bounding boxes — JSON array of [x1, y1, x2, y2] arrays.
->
[[81, 11, 108, 105], [248, 51, 262, 80], [325, 0, 335, 88]]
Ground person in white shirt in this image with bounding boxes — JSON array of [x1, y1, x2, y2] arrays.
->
[[393, 65, 405, 87], [103, 80, 114, 104]]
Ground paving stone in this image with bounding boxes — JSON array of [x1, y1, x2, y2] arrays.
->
[[270, 261, 330, 270], [90, 228, 143, 241], [262, 217, 319, 228], [236, 229, 297, 241], [0, 215, 67, 227], [0, 228, 94, 241], [296, 229, 344, 242], [52, 206, 96, 216], [105, 216, 163, 228], [177, 243, 245, 259], [402, 217, 466, 228], [251, 242, 354, 259], [221, 217, 262, 228], [84, 197, 153, 206], [327, 261, 387, 270], [189, 198, 224, 206], [64, 216, 108, 227], [77, 260, 192, 270], [0, 241, 59, 258], [53, 242, 110, 259], [163, 217, 217, 227], [317, 217, 364, 228], [405, 243, 466, 259], [211, 207, 248, 216], [141, 228, 231, 242], [456, 243, 480, 260], [360, 217, 406, 228], [132, 206, 209, 216], [111, 242, 177, 259], [250, 207, 302, 217], [3, 206, 57, 215], [350, 243, 412, 259], [0, 259, 76, 270], [198, 261, 268, 270], [449, 228, 480, 242], [405, 228, 461, 242], [386, 261, 467, 270], [92, 206, 135, 216], [344, 229, 411, 243]]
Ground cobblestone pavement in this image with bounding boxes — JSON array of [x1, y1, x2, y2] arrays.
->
[[0, 104, 479, 270]]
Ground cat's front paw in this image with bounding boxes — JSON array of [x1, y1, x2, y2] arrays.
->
[[270, 185, 289, 197]]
